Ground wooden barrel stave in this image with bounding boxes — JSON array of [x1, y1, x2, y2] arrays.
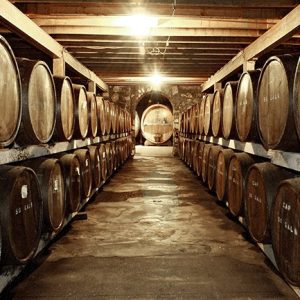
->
[[207, 145, 223, 191], [201, 143, 212, 183], [88, 145, 102, 188], [99, 144, 107, 182]]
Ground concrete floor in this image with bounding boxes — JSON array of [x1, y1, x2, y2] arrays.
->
[[6, 147, 298, 299]]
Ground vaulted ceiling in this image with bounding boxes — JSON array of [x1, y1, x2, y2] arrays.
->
[[7, 1, 300, 85]]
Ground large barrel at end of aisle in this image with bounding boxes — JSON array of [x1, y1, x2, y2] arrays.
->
[[16, 58, 56, 145], [0, 35, 22, 147]]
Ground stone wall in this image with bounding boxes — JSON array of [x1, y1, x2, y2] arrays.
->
[[108, 84, 203, 127]]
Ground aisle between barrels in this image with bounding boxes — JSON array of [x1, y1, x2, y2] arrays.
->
[[6, 148, 297, 299]]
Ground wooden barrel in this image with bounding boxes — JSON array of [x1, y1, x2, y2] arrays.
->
[[99, 144, 107, 182], [212, 90, 223, 137], [207, 145, 223, 191], [196, 141, 205, 177], [203, 94, 213, 136], [105, 142, 114, 177], [222, 81, 238, 140], [72, 84, 88, 139], [192, 141, 200, 173], [199, 97, 205, 135], [293, 57, 300, 142], [52, 76, 75, 141], [74, 149, 92, 198], [96, 96, 106, 135], [185, 108, 191, 134], [135, 111, 140, 138], [188, 140, 194, 168], [215, 148, 235, 201], [16, 59, 56, 145], [272, 178, 300, 286], [86, 92, 98, 138], [0, 165, 41, 264], [0, 36, 22, 147], [245, 162, 293, 243], [190, 105, 196, 134], [257, 55, 299, 150], [110, 102, 117, 134], [227, 153, 256, 217], [24, 158, 65, 233], [104, 100, 111, 134], [201, 143, 212, 183], [88, 145, 102, 188], [236, 70, 261, 142], [141, 104, 173, 144], [58, 153, 81, 214]]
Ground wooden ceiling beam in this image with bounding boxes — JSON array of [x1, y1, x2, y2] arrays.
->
[[14, 3, 294, 19]]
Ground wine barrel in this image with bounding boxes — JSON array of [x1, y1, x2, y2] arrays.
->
[[192, 141, 200, 173], [272, 178, 300, 286], [222, 81, 238, 140], [86, 92, 98, 138], [227, 153, 256, 217], [74, 149, 92, 198], [105, 142, 114, 177], [96, 96, 106, 135], [58, 153, 81, 214], [188, 140, 194, 168], [72, 84, 88, 139], [212, 90, 223, 137], [199, 97, 205, 135], [104, 100, 111, 134], [207, 145, 223, 191], [52, 76, 75, 141], [203, 94, 213, 136], [99, 144, 107, 182], [110, 102, 117, 134], [245, 162, 293, 243], [293, 57, 300, 142], [236, 70, 261, 142], [215, 148, 235, 201], [0, 165, 41, 264], [16, 59, 56, 145], [141, 104, 173, 145], [88, 145, 102, 188], [190, 105, 196, 134], [196, 141, 205, 177], [0, 36, 22, 147], [201, 143, 212, 183], [257, 55, 299, 150], [135, 111, 140, 138], [24, 158, 65, 233]]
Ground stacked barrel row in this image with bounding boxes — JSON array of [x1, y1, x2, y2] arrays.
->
[[180, 54, 300, 151], [0, 136, 133, 266], [178, 137, 300, 287], [0, 35, 131, 148]]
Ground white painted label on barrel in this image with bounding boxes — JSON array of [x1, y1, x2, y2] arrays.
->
[[85, 159, 89, 166], [103, 152, 106, 159], [54, 179, 59, 191], [76, 167, 80, 175], [21, 185, 28, 199]]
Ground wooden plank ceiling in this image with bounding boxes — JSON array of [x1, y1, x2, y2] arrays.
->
[[8, 0, 300, 85]]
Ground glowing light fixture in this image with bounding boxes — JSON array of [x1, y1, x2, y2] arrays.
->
[[117, 15, 158, 37], [149, 72, 165, 90]]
